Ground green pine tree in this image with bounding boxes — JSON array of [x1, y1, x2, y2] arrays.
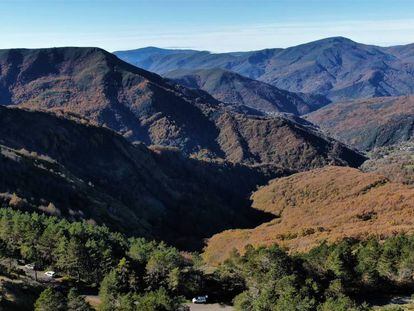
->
[[34, 288, 66, 311]]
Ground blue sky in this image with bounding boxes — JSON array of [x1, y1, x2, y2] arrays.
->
[[1, 0, 414, 52]]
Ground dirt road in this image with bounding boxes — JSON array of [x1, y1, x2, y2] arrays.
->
[[186, 303, 234, 311]]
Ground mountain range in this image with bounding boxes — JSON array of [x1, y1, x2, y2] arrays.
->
[[2, 39, 414, 265], [115, 37, 414, 103], [0, 47, 365, 170]]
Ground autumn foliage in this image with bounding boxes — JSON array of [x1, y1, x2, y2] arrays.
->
[[204, 166, 414, 265]]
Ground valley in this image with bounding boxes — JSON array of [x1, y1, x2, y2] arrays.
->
[[1, 29, 414, 310]]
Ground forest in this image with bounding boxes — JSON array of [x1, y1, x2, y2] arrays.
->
[[0, 207, 413, 310]]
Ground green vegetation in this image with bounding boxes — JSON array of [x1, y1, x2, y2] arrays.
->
[[219, 237, 414, 310], [218, 245, 368, 311], [0, 208, 200, 310], [34, 287, 93, 311], [0, 208, 126, 284], [34, 288, 66, 311], [1, 207, 414, 310]]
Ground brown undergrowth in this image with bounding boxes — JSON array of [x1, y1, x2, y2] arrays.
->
[[204, 166, 414, 265]]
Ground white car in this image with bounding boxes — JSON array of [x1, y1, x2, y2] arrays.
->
[[44, 271, 56, 278], [24, 263, 35, 270], [192, 295, 208, 304]]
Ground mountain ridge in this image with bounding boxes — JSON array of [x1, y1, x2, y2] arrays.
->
[[164, 68, 330, 115], [0, 46, 366, 170], [115, 37, 414, 102]]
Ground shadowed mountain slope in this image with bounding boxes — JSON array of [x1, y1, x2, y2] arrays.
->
[[0, 47, 365, 170], [0, 105, 287, 249], [115, 37, 414, 102], [164, 68, 329, 115], [306, 95, 414, 151], [203, 166, 414, 265]]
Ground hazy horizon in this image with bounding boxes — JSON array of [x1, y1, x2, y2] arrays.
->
[[112, 36, 413, 53], [0, 35, 412, 55]]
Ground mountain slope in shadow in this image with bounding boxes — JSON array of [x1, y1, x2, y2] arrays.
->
[[0, 105, 286, 249]]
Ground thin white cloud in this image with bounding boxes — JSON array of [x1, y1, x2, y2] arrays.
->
[[108, 18, 414, 51], [1, 19, 414, 51]]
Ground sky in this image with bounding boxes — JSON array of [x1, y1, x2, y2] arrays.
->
[[1, 0, 414, 52]]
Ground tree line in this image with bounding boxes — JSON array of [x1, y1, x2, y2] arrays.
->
[[0, 207, 414, 310]]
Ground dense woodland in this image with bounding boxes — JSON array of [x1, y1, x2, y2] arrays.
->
[[0, 207, 413, 310]]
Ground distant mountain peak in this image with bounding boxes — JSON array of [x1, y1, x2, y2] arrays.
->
[[115, 37, 414, 102], [314, 36, 356, 44]]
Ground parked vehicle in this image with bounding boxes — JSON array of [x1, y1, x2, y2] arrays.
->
[[44, 271, 56, 278], [24, 263, 35, 270], [192, 295, 208, 304]]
